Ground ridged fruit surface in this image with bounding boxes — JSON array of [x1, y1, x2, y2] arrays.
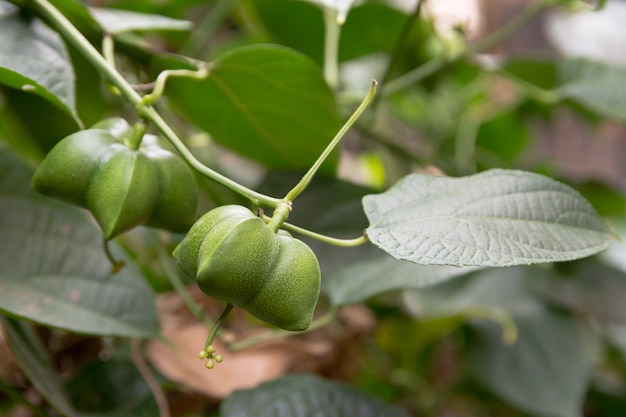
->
[[32, 118, 198, 239], [173, 205, 321, 331]]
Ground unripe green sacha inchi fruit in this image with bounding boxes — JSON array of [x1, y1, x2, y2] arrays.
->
[[31, 118, 198, 240], [173, 205, 321, 331]]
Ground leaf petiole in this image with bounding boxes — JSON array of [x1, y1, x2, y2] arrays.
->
[[262, 213, 368, 247]]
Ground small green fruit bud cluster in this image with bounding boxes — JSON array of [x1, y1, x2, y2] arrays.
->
[[198, 345, 224, 370]]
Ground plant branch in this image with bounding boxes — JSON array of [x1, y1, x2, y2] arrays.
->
[[262, 214, 368, 247], [323, 6, 342, 90], [131, 338, 171, 417], [382, 0, 552, 97], [285, 80, 378, 203], [205, 303, 234, 350], [27, 0, 282, 208]]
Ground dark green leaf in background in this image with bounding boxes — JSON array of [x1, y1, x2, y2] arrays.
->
[[403, 267, 598, 417], [0, 3, 80, 123], [363, 169, 613, 266], [476, 111, 529, 165], [326, 256, 480, 307], [248, 0, 408, 65], [558, 58, 626, 123], [0, 150, 158, 337], [165, 45, 342, 173], [541, 261, 626, 324], [502, 58, 558, 91], [2, 318, 89, 417], [220, 373, 407, 417], [65, 360, 158, 416], [468, 306, 595, 417]]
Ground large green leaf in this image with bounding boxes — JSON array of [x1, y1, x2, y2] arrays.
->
[[0, 151, 158, 337], [65, 359, 158, 416], [503, 57, 626, 122], [363, 169, 613, 267], [541, 261, 626, 324], [2, 318, 90, 417], [249, 1, 406, 65], [558, 58, 626, 122], [403, 267, 597, 417], [326, 256, 480, 306], [164, 45, 342, 172], [468, 306, 595, 417], [0, 5, 79, 123], [220, 374, 407, 417]]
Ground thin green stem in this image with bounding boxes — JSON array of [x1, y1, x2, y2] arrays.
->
[[103, 240, 125, 274], [102, 33, 115, 68], [454, 107, 481, 174], [465, 306, 518, 345], [382, 0, 551, 97], [227, 309, 337, 351], [127, 120, 148, 150], [140, 106, 281, 207], [266, 201, 292, 233], [284, 80, 378, 203], [205, 303, 234, 350], [28, 0, 282, 208], [101, 33, 122, 96], [131, 339, 171, 417], [323, 6, 342, 91], [471, 0, 550, 52], [139, 65, 211, 107], [263, 214, 368, 247]]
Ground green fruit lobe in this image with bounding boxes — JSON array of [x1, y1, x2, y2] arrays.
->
[[173, 205, 321, 331], [32, 118, 198, 239]]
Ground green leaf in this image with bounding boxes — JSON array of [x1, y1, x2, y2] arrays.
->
[[2, 318, 88, 417], [468, 306, 596, 417], [0, 151, 158, 337], [89, 7, 192, 34], [249, 1, 406, 65], [363, 169, 613, 267], [558, 58, 626, 122], [220, 374, 407, 417], [65, 360, 158, 416], [249, 0, 324, 64], [402, 266, 548, 318], [541, 261, 626, 324], [339, 3, 408, 62], [164, 45, 342, 173], [0, 6, 80, 123], [476, 111, 529, 164], [326, 256, 480, 306], [403, 267, 597, 417], [502, 58, 558, 91]]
